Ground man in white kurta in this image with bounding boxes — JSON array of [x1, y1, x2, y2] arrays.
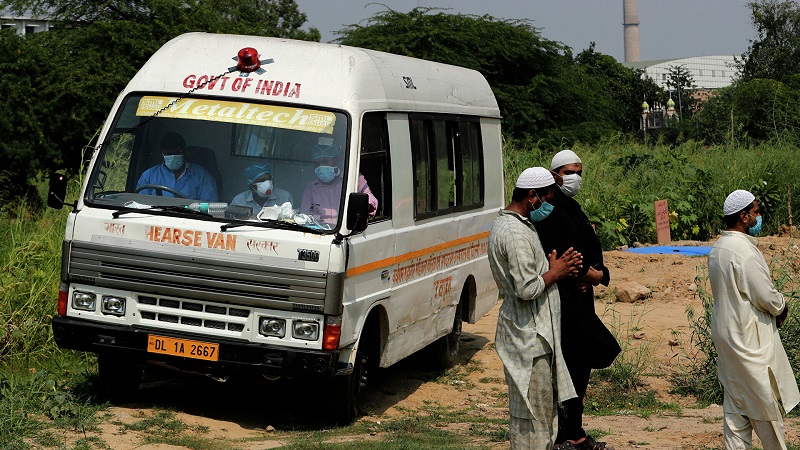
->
[[709, 189, 800, 450], [488, 167, 582, 449]]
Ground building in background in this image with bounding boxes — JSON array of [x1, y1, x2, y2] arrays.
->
[[623, 55, 737, 91], [1, 14, 53, 35]]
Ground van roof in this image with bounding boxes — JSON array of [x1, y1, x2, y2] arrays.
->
[[127, 32, 501, 118]]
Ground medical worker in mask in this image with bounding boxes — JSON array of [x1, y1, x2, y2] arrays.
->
[[533, 150, 620, 450], [300, 143, 377, 224], [230, 163, 294, 216], [136, 132, 219, 202]]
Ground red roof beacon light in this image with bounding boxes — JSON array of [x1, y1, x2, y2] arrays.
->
[[237, 47, 261, 73]]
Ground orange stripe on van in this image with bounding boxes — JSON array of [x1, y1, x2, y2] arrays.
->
[[346, 231, 490, 277]]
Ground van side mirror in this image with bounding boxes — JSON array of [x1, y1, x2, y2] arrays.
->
[[346, 192, 369, 233], [47, 173, 68, 209]]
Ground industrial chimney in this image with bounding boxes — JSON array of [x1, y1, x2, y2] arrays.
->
[[623, 0, 641, 62]]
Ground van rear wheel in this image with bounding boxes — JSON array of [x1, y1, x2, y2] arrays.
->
[[427, 302, 462, 370]]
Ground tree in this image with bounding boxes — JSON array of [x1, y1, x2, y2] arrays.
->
[[665, 65, 697, 120], [336, 7, 658, 146], [335, 7, 573, 140], [692, 78, 800, 144], [0, 0, 319, 198], [574, 43, 661, 133], [737, 0, 800, 83]]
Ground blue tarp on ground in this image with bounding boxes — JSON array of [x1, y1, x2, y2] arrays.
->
[[625, 245, 712, 256]]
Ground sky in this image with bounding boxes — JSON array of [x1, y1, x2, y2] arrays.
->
[[293, 0, 757, 62]]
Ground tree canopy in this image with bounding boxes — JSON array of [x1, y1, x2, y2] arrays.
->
[[336, 7, 659, 145], [737, 0, 800, 83], [690, 1, 800, 144], [0, 0, 318, 196]]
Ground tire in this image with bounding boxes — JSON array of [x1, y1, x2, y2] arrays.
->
[[97, 354, 143, 403], [427, 301, 463, 370], [326, 325, 375, 425]]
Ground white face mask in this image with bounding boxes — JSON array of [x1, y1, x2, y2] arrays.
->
[[253, 180, 272, 198], [560, 174, 582, 197]]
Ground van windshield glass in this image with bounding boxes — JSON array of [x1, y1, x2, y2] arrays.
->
[[86, 94, 350, 231]]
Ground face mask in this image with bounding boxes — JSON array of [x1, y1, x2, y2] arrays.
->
[[253, 180, 272, 198], [315, 165, 339, 183], [163, 154, 184, 171], [747, 214, 763, 236], [529, 192, 554, 222], [560, 174, 582, 197]]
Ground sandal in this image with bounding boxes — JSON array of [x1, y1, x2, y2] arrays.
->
[[569, 435, 613, 450]]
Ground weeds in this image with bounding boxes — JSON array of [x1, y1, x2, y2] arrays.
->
[[594, 303, 654, 391], [585, 302, 679, 418], [670, 266, 723, 404]]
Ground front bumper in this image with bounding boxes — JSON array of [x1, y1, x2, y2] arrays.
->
[[52, 315, 340, 380]]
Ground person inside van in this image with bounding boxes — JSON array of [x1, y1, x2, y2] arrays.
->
[[300, 143, 378, 224], [136, 132, 219, 202], [230, 163, 294, 215]]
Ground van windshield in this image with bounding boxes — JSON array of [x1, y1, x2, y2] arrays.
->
[[86, 94, 350, 231]]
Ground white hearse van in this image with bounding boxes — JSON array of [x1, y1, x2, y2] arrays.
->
[[49, 32, 502, 423]]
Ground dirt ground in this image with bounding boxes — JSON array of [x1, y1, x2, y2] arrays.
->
[[66, 235, 800, 450]]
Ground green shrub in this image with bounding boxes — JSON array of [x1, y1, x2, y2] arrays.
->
[[502, 138, 800, 249]]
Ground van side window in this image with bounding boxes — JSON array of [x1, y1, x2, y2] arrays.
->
[[360, 112, 391, 221], [410, 115, 484, 219]]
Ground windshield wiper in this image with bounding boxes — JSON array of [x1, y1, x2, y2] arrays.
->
[[220, 219, 324, 234], [112, 204, 212, 219]]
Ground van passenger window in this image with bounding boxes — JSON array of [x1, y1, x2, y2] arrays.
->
[[410, 115, 484, 219], [360, 113, 391, 221], [410, 118, 431, 213]]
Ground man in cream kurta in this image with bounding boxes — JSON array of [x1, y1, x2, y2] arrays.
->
[[488, 167, 582, 449], [709, 189, 800, 450]]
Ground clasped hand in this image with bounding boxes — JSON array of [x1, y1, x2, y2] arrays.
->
[[547, 247, 583, 280]]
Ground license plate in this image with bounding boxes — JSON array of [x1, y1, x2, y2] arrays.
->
[[147, 335, 219, 362]]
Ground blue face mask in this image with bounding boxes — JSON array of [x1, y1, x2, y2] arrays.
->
[[529, 192, 554, 222], [315, 165, 339, 183], [163, 154, 185, 171], [748, 214, 763, 236]]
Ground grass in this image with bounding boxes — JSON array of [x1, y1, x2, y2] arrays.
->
[[5, 138, 800, 446]]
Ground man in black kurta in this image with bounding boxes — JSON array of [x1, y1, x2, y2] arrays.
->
[[534, 150, 620, 450]]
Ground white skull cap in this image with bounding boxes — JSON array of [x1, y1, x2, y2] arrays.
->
[[551, 149, 582, 170], [515, 167, 555, 189], [723, 189, 756, 216]]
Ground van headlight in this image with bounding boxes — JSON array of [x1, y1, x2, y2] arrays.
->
[[101, 296, 126, 316], [292, 320, 319, 341], [72, 291, 96, 311], [259, 317, 286, 338]]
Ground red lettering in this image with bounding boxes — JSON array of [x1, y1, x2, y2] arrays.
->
[[232, 77, 243, 91], [196, 75, 209, 89], [242, 78, 253, 92], [260, 81, 274, 95], [287, 83, 301, 98], [207, 76, 222, 90], [183, 75, 196, 89], [272, 81, 284, 96], [225, 235, 237, 251], [181, 230, 192, 246]]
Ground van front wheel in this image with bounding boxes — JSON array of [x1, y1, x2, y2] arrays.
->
[[428, 302, 462, 370], [326, 336, 370, 425]]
